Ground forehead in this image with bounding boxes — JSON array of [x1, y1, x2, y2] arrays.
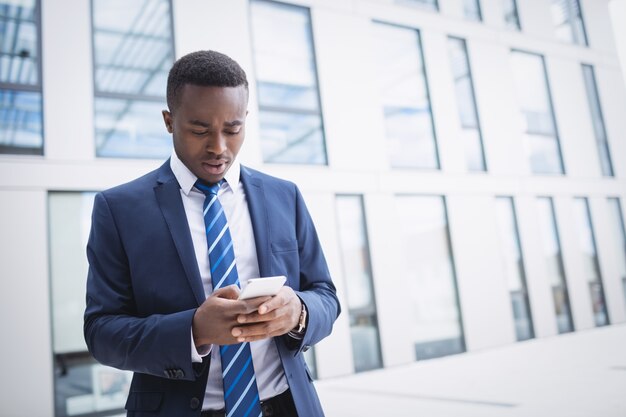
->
[[177, 84, 248, 117]]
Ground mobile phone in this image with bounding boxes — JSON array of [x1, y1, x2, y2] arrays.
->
[[238, 276, 287, 300]]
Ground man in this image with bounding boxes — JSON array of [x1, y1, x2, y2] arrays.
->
[[84, 50, 340, 417]]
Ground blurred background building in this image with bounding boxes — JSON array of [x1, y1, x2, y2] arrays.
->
[[1, 0, 626, 416]]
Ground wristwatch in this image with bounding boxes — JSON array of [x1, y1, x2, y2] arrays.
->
[[294, 302, 307, 334]]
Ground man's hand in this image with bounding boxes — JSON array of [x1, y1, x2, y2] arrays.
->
[[231, 286, 302, 343], [192, 285, 270, 347]]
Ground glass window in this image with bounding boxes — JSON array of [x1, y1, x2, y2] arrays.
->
[[395, 195, 464, 360], [91, 0, 175, 158], [463, 0, 482, 22], [50, 192, 131, 417], [250, 0, 327, 165], [510, 51, 564, 175], [395, 0, 438, 12], [448, 37, 486, 172], [495, 197, 534, 341], [551, 0, 588, 46], [535, 197, 573, 333], [373, 22, 439, 169], [336, 195, 383, 372], [0, 0, 43, 154], [582, 65, 613, 177], [502, 0, 521, 30], [607, 198, 626, 306], [572, 198, 609, 326]]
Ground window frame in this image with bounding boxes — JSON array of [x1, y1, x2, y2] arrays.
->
[[372, 19, 441, 170], [0, 0, 45, 155], [248, 0, 329, 166], [88, 0, 177, 159]]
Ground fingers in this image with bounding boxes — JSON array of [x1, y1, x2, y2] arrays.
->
[[257, 286, 294, 315], [211, 285, 240, 300], [231, 317, 288, 342]]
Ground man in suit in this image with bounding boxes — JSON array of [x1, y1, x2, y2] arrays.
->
[[84, 50, 340, 417]]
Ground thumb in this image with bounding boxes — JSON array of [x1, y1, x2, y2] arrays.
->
[[212, 284, 240, 300]]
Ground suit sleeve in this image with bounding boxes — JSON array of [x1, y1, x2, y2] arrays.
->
[[83, 192, 207, 381], [287, 186, 341, 354]]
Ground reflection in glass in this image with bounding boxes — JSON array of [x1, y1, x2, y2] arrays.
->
[[395, 0, 438, 11], [250, 0, 327, 165], [550, 0, 588, 46], [463, 0, 482, 21], [0, 89, 42, 153], [535, 198, 573, 333], [336, 195, 382, 372], [572, 198, 609, 326], [582, 65, 613, 177], [607, 198, 626, 306], [448, 37, 486, 171], [95, 98, 172, 158], [510, 51, 564, 174], [395, 195, 464, 360], [495, 197, 534, 341], [373, 23, 438, 169], [92, 0, 174, 158], [0, 0, 43, 154], [50, 192, 131, 417], [502, 0, 521, 30]]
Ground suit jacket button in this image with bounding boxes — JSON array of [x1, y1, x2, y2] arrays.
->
[[175, 369, 185, 379], [190, 397, 200, 410]]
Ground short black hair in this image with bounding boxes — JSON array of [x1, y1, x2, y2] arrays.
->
[[166, 50, 249, 112]]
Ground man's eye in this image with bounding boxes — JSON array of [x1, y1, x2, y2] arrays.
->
[[225, 130, 241, 136], [192, 131, 208, 136]]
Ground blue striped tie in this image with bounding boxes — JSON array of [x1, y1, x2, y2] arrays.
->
[[196, 180, 262, 417]]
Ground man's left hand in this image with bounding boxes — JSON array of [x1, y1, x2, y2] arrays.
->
[[231, 286, 301, 342]]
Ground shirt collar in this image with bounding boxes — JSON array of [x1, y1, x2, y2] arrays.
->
[[170, 150, 240, 195]]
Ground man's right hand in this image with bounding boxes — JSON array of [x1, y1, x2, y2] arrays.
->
[[192, 285, 270, 347]]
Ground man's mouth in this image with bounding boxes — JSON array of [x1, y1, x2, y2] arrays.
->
[[201, 161, 228, 176]]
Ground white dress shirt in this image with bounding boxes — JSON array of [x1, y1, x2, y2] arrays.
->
[[170, 151, 289, 410]]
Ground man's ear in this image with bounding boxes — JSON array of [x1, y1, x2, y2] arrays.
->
[[162, 110, 173, 133]]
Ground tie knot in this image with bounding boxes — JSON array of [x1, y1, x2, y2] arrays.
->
[[195, 179, 222, 196]]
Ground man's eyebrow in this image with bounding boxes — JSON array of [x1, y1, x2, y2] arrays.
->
[[187, 120, 243, 128], [188, 119, 211, 128], [224, 120, 243, 127]]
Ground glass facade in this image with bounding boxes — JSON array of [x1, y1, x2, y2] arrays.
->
[[463, 0, 482, 22], [0, 0, 43, 154], [395, 195, 464, 360], [510, 51, 564, 175], [572, 198, 609, 327], [551, 0, 588, 46], [607, 198, 626, 306], [91, 0, 175, 158], [250, 0, 327, 165], [535, 198, 573, 333], [336, 195, 382, 372], [495, 197, 534, 341], [502, 0, 521, 30], [49, 192, 131, 417], [373, 22, 438, 169], [448, 37, 486, 172], [582, 64, 613, 177]]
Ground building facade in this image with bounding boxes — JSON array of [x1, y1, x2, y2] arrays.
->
[[1, 0, 626, 416]]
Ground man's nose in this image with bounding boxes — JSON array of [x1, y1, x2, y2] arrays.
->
[[206, 133, 227, 155]]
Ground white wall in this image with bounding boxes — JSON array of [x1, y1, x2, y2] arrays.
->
[[1, 0, 626, 415]]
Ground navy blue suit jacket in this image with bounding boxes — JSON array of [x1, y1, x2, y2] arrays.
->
[[84, 160, 340, 417]]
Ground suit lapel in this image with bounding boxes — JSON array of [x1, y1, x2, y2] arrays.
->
[[241, 166, 271, 277], [154, 161, 206, 306]]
